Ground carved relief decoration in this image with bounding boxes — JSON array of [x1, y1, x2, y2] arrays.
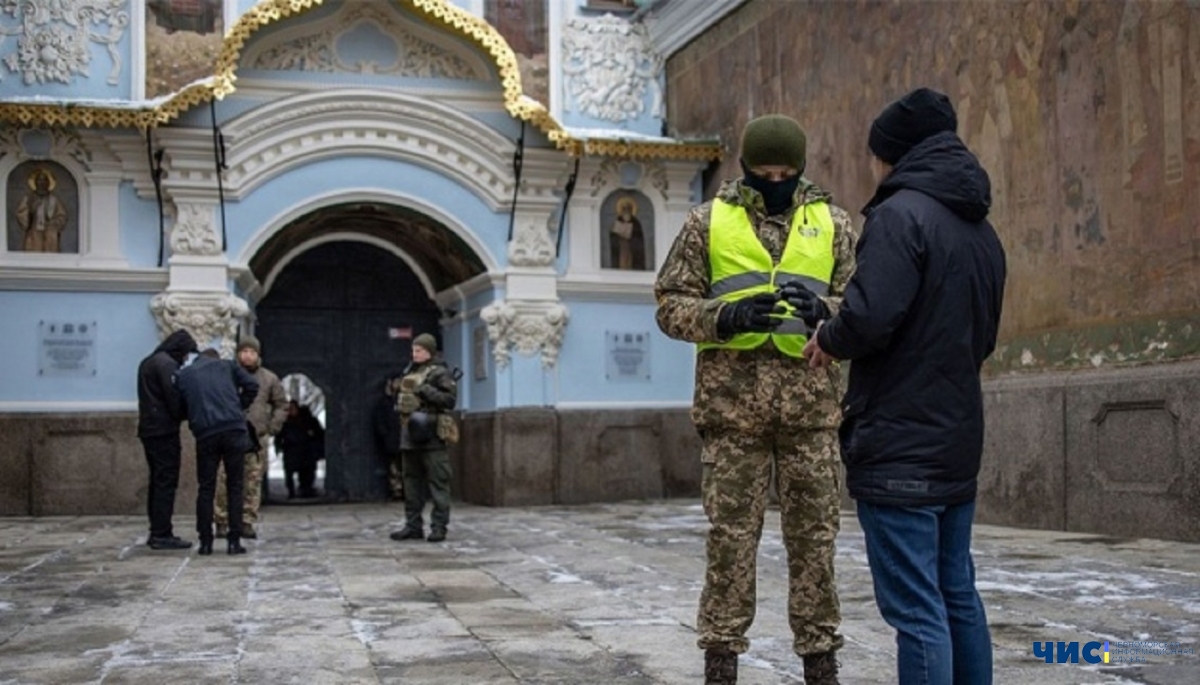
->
[[5, 128, 94, 170], [247, 3, 483, 79], [0, 0, 129, 86], [562, 14, 663, 123], [150, 291, 249, 358], [169, 203, 221, 257], [507, 214, 556, 267], [589, 158, 669, 200], [480, 299, 569, 369]]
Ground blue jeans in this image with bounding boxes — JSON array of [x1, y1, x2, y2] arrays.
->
[[856, 500, 993, 685]]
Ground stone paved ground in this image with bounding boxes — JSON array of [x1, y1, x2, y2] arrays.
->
[[0, 500, 1197, 684]]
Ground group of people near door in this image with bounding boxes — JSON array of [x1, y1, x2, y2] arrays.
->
[[135, 334, 325, 556]]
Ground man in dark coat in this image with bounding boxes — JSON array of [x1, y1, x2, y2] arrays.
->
[[798, 88, 1007, 685], [136, 329, 198, 550], [176, 348, 259, 555]]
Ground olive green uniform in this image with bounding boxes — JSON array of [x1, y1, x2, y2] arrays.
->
[[390, 360, 457, 535]]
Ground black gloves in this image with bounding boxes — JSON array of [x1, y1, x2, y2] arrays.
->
[[778, 280, 830, 327], [717, 292, 784, 337]]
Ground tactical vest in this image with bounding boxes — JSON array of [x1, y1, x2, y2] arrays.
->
[[698, 198, 836, 358]]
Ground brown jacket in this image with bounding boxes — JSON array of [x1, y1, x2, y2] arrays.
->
[[244, 365, 288, 440]]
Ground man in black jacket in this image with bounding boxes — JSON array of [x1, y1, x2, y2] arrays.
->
[[136, 329, 198, 550], [176, 348, 259, 555], [793, 88, 1006, 685]]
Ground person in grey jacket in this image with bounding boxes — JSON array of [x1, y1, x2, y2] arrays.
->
[[176, 348, 259, 555]]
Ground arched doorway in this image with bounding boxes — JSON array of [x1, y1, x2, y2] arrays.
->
[[256, 241, 440, 501]]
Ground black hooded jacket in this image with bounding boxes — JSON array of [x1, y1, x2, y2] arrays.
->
[[136, 330, 197, 438], [816, 131, 1007, 506]]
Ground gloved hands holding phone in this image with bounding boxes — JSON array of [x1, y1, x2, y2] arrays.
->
[[717, 292, 784, 337], [777, 280, 830, 328]]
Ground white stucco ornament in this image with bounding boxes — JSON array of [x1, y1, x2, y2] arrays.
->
[[150, 291, 249, 358], [481, 300, 569, 369], [562, 14, 663, 123], [507, 214, 557, 267], [247, 2, 483, 79], [0, 0, 128, 86], [169, 203, 222, 257]]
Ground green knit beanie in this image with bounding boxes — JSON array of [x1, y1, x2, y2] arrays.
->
[[412, 333, 438, 354], [740, 115, 807, 172]]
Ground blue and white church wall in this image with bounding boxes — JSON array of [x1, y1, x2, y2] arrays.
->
[[0, 0, 720, 512]]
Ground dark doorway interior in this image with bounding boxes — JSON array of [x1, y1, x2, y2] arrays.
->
[[256, 241, 440, 502]]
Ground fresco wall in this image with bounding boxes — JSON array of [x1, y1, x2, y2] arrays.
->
[[666, 0, 1200, 374]]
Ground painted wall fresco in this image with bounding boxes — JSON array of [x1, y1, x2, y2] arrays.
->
[[145, 0, 225, 98], [666, 0, 1200, 373], [485, 0, 548, 104]]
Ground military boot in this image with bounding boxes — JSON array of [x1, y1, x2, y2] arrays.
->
[[704, 647, 737, 685], [803, 651, 840, 685]]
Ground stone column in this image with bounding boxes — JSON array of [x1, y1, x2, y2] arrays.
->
[[148, 201, 247, 355]]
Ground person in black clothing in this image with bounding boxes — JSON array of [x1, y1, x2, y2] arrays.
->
[[795, 88, 1006, 685], [374, 376, 403, 500], [176, 348, 259, 556], [276, 401, 325, 499], [136, 329, 198, 550]]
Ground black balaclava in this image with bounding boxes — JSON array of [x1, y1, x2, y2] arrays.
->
[[741, 160, 801, 216]]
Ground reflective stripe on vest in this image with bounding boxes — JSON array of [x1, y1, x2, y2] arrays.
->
[[699, 199, 836, 358]]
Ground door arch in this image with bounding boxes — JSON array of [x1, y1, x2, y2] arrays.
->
[[255, 241, 439, 502]]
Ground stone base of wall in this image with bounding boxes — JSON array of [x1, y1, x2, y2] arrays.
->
[[979, 360, 1200, 543], [452, 408, 703, 506], [0, 413, 199, 518], [4, 362, 1197, 544]]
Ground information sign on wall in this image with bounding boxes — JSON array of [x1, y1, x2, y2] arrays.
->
[[39, 320, 97, 377], [605, 331, 650, 381]]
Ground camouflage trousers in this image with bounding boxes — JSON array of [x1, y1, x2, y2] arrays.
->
[[216, 443, 265, 533], [696, 428, 844, 657]]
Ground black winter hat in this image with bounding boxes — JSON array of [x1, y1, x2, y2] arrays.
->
[[740, 115, 807, 171], [868, 88, 958, 164]]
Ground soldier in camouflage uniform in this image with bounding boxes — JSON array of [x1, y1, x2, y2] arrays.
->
[[216, 337, 288, 539], [654, 115, 857, 685], [388, 333, 458, 543]]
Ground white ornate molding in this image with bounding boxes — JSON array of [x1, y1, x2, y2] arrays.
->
[[480, 299, 569, 369], [588, 158, 669, 200], [0, 128, 95, 171], [0, 0, 129, 86], [507, 213, 557, 268], [169, 203, 221, 257], [150, 290, 249, 357], [243, 1, 488, 80], [562, 14, 663, 123], [154, 89, 568, 211]]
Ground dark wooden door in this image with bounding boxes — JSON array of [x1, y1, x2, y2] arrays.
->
[[256, 241, 439, 501]]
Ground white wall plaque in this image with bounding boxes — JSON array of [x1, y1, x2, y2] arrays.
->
[[39, 320, 97, 377]]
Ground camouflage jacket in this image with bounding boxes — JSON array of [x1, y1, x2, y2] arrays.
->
[[654, 178, 858, 434], [244, 365, 288, 439]]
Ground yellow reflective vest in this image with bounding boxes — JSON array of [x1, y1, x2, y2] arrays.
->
[[699, 198, 836, 358]]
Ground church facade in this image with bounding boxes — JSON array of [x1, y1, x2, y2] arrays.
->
[[0, 0, 733, 514]]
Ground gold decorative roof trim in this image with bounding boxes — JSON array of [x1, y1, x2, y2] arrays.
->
[[0, 0, 721, 162]]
